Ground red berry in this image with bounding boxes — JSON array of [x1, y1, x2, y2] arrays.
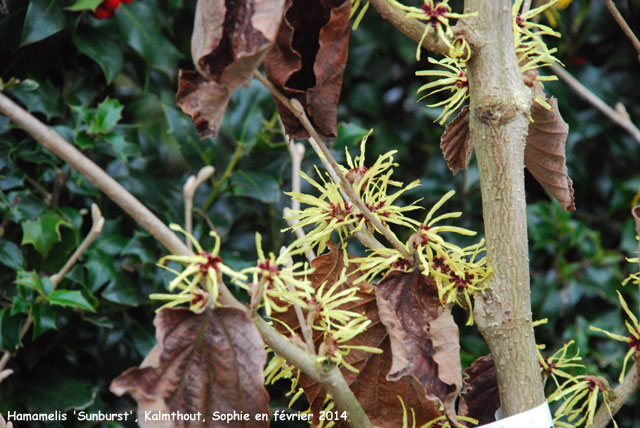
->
[[102, 0, 121, 10], [93, 5, 114, 19]]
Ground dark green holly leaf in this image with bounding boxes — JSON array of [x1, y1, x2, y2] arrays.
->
[[333, 122, 369, 149], [128, 319, 156, 357], [67, 0, 102, 12], [21, 0, 65, 46], [8, 79, 63, 120], [231, 169, 280, 204], [0, 310, 25, 351], [89, 98, 123, 134], [0, 240, 23, 269], [21, 210, 72, 257], [21, 373, 97, 412], [10, 294, 30, 316], [30, 304, 57, 338], [47, 289, 96, 312], [103, 132, 134, 161], [16, 269, 45, 295], [101, 277, 144, 306], [121, 231, 155, 264], [115, 1, 181, 76], [73, 29, 124, 83], [8, 190, 48, 222]]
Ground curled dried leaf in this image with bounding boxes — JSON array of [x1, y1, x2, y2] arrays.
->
[[273, 243, 443, 427], [440, 106, 473, 175], [177, 0, 286, 138], [525, 97, 575, 211], [264, 0, 351, 140], [375, 270, 462, 423], [458, 354, 499, 425], [110, 307, 270, 428]]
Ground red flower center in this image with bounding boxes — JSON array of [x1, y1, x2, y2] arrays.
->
[[197, 251, 222, 274], [421, 2, 448, 27]]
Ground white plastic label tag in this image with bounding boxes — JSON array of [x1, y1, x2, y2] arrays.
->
[[477, 401, 553, 428]]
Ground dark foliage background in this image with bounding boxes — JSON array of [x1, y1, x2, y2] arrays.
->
[[0, 0, 639, 426]]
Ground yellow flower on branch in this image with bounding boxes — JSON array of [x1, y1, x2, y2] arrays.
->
[[150, 224, 246, 312], [549, 374, 617, 428], [621, 256, 640, 287], [512, 0, 562, 78], [537, 340, 585, 389], [416, 57, 469, 125], [589, 290, 640, 382], [387, 0, 477, 60], [240, 233, 315, 317]]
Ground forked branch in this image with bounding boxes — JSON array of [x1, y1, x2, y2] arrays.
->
[[0, 92, 372, 428]]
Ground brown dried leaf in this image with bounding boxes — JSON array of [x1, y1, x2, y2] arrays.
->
[[274, 243, 443, 427], [110, 307, 269, 428], [525, 97, 575, 211], [176, 0, 286, 138], [440, 106, 473, 175], [264, 0, 350, 140], [458, 355, 499, 425], [375, 270, 462, 423]]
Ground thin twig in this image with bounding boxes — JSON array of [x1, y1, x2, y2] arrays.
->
[[602, 0, 640, 62], [50, 204, 104, 284], [253, 71, 410, 260], [0, 93, 189, 256], [203, 142, 244, 211], [183, 166, 215, 250], [550, 63, 640, 145], [0, 203, 104, 382], [0, 92, 373, 428]]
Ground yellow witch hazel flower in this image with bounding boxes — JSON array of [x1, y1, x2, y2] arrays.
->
[[341, 130, 422, 231], [150, 224, 247, 313], [286, 167, 358, 254], [240, 233, 315, 317], [549, 373, 617, 428], [309, 268, 382, 371], [512, 0, 562, 90], [350, 0, 369, 30], [412, 190, 491, 324], [536, 340, 585, 389], [387, 0, 476, 61], [589, 290, 640, 382], [621, 256, 640, 287], [416, 57, 469, 125], [287, 131, 422, 253]]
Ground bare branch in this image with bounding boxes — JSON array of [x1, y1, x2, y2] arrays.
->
[[0, 92, 189, 256], [50, 204, 105, 285], [603, 0, 640, 62], [0, 203, 105, 382], [183, 166, 215, 250], [550, 63, 640, 145], [0, 92, 373, 428]]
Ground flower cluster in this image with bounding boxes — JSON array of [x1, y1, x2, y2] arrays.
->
[[537, 339, 584, 389], [286, 132, 421, 254], [239, 233, 314, 317], [387, 0, 475, 61], [589, 291, 640, 382], [549, 374, 617, 428], [512, 0, 562, 103], [416, 57, 469, 125], [413, 191, 491, 325], [150, 224, 246, 313], [385, 0, 474, 125]]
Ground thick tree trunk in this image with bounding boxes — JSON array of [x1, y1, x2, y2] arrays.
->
[[464, 0, 547, 417]]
